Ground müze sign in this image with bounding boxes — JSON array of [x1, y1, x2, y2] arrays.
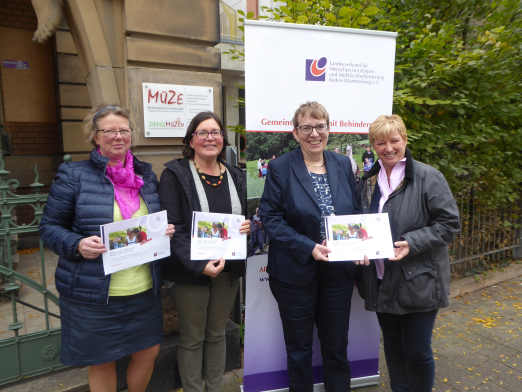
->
[[142, 83, 213, 138]]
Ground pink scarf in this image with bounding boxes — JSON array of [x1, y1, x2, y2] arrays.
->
[[104, 150, 144, 219]]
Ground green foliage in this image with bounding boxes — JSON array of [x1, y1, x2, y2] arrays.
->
[[246, 132, 299, 161], [197, 221, 213, 231], [261, 0, 384, 28], [246, 160, 267, 199], [259, 0, 522, 207], [109, 231, 126, 240]]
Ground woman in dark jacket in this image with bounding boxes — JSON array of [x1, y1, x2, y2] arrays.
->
[[259, 102, 366, 392], [40, 105, 174, 392], [159, 111, 249, 392], [360, 114, 460, 392]]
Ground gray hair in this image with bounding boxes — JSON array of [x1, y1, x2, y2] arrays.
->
[[83, 104, 134, 147]]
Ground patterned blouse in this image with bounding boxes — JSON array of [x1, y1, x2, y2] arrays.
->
[[309, 172, 334, 241]]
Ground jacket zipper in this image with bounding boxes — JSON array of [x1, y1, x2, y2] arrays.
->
[[381, 179, 406, 211], [104, 171, 113, 305], [101, 158, 151, 304]]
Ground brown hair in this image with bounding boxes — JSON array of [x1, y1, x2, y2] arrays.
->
[[182, 111, 229, 160], [292, 101, 330, 129]]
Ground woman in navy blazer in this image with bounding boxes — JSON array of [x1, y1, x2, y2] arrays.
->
[[259, 102, 366, 392]]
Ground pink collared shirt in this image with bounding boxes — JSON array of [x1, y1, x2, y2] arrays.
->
[[375, 157, 406, 279]]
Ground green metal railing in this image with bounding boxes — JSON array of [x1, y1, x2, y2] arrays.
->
[[0, 154, 65, 386]]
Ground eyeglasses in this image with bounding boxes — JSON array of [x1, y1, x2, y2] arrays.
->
[[96, 128, 132, 137], [194, 130, 223, 138], [297, 123, 329, 135]]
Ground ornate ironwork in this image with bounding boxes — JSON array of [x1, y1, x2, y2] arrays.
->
[[0, 152, 65, 385]]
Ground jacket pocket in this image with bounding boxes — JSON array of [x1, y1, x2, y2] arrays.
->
[[397, 263, 438, 310]]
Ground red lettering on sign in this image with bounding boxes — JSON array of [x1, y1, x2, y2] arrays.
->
[[147, 88, 184, 105], [167, 90, 176, 104], [160, 91, 168, 104], [147, 89, 159, 104]]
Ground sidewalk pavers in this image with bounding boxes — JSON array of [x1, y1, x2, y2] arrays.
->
[[2, 258, 520, 391], [360, 274, 521, 392]]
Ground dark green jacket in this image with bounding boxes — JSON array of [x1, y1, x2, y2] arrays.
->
[[359, 149, 460, 314]]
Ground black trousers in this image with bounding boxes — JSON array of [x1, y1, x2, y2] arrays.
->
[[269, 262, 357, 392], [377, 309, 438, 392], [317, 263, 358, 392]]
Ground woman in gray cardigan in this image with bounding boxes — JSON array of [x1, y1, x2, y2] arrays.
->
[[360, 114, 460, 392]]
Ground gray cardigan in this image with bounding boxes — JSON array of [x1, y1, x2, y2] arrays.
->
[[359, 149, 460, 314]]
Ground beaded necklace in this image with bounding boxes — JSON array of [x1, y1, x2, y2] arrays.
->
[[194, 160, 224, 187]]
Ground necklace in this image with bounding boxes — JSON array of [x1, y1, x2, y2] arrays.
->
[[304, 160, 325, 168], [194, 160, 224, 187]]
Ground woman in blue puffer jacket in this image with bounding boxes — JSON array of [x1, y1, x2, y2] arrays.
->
[[40, 104, 174, 392]]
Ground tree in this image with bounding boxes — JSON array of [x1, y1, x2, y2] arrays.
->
[[246, 133, 298, 161], [258, 0, 521, 207]]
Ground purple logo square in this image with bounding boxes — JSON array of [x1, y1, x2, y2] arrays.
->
[[305, 57, 327, 81]]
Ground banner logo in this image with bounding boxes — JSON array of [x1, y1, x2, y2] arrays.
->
[[305, 57, 327, 81]]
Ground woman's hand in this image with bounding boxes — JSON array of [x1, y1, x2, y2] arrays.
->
[[355, 255, 370, 266], [240, 219, 251, 235], [202, 258, 225, 277], [312, 243, 330, 262], [389, 241, 409, 261], [78, 236, 107, 259], [165, 224, 175, 238]]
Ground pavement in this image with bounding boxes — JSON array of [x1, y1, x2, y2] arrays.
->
[[0, 250, 60, 341], [2, 258, 520, 392], [361, 264, 522, 392]]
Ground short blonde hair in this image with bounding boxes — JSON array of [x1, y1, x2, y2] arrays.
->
[[369, 114, 407, 145], [292, 101, 330, 129], [83, 104, 134, 147]]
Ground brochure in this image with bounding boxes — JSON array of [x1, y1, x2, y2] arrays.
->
[[100, 210, 170, 275], [191, 211, 247, 260], [325, 213, 395, 261]]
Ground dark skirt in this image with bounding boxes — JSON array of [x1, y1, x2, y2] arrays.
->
[[59, 289, 162, 366]]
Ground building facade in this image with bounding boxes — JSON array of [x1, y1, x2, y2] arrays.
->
[[0, 0, 253, 186]]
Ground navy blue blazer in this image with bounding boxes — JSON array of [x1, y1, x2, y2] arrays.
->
[[259, 148, 361, 285]]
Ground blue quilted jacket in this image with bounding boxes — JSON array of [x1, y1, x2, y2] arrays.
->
[[40, 150, 162, 304]]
